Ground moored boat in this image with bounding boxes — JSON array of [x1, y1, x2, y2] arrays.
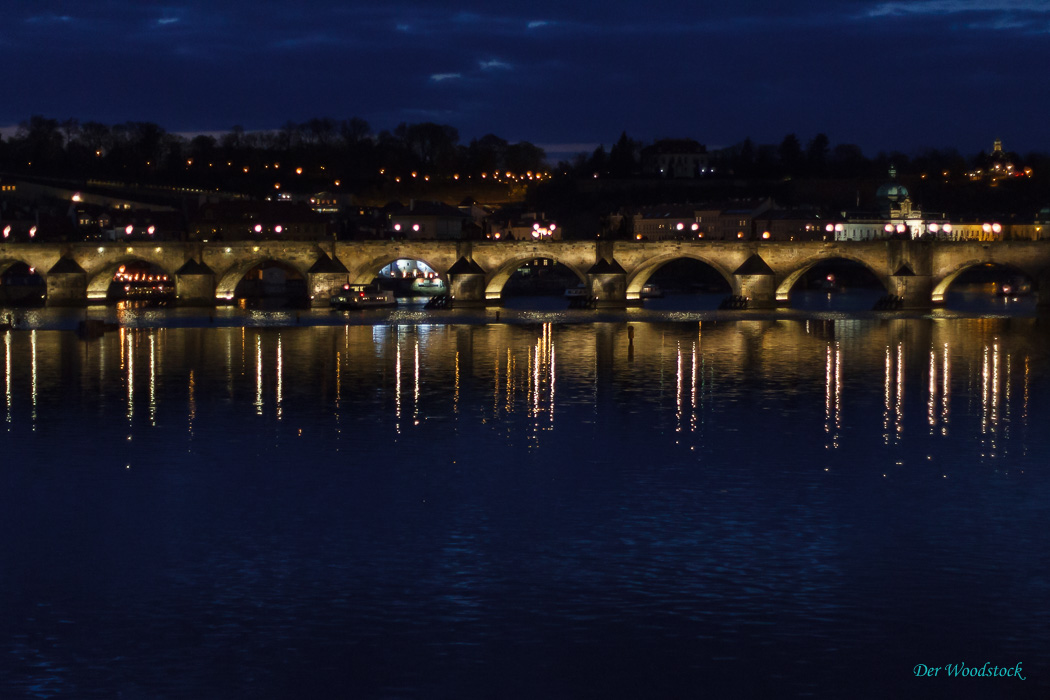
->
[[330, 284, 396, 310], [640, 283, 664, 299]]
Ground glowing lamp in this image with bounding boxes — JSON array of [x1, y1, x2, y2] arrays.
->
[[982, 223, 992, 233], [992, 223, 1002, 233], [394, 224, 401, 231], [412, 224, 420, 232], [676, 223, 684, 231], [762, 231, 770, 239], [147, 226, 155, 235], [254, 224, 263, 233], [825, 224, 834, 232], [30, 226, 37, 238], [125, 225, 134, 235], [943, 224, 952, 233], [834, 224, 844, 232], [691, 223, 699, 231], [928, 223, 939, 233], [274, 225, 283, 234]]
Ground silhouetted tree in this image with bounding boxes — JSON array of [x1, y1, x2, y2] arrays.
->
[[806, 133, 830, 175], [608, 131, 639, 177], [778, 133, 803, 175]]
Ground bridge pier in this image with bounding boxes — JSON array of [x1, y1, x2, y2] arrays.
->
[[45, 257, 88, 307], [587, 259, 628, 309], [305, 253, 351, 307], [447, 258, 488, 306], [175, 260, 217, 306], [734, 254, 776, 309], [890, 265, 933, 309]]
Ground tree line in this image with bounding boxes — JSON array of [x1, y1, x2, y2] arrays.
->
[[0, 116, 547, 195]]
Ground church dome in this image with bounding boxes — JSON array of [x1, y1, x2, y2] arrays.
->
[[876, 182, 909, 202]]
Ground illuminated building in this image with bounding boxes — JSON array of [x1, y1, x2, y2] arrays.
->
[[641, 139, 711, 178]]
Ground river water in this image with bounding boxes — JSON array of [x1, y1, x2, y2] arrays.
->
[[1, 292, 1048, 698]]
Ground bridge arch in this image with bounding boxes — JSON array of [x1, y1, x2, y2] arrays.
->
[[483, 254, 588, 300], [86, 257, 177, 301], [349, 254, 450, 287], [215, 257, 310, 300], [0, 257, 40, 277], [625, 253, 737, 299], [932, 261, 1040, 303], [0, 259, 47, 305], [776, 254, 889, 301]]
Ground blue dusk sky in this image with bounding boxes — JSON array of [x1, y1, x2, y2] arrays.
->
[[1, 0, 1048, 156]]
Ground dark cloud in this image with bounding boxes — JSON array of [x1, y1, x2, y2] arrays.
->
[[1, 0, 1048, 153]]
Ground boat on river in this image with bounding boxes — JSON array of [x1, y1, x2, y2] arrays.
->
[[330, 284, 396, 310], [565, 284, 594, 308], [640, 283, 664, 299]]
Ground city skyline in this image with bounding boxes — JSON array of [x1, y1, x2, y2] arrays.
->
[[3, 1, 1049, 155]]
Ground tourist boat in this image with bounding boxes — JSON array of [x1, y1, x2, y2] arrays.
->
[[564, 284, 588, 299], [330, 284, 396, 310], [565, 284, 594, 308], [640, 283, 664, 299]]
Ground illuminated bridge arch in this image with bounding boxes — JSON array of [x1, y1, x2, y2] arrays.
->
[[86, 257, 177, 301], [215, 257, 310, 300], [776, 254, 889, 302], [625, 253, 737, 300], [931, 261, 1039, 303], [349, 254, 450, 287], [483, 255, 589, 300]]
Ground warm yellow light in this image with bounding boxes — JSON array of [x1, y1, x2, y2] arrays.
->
[[762, 231, 770, 239]]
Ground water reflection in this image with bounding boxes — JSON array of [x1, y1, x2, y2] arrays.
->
[[0, 320, 1041, 467], [4, 331, 10, 428], [2, 317, 1049, 698]]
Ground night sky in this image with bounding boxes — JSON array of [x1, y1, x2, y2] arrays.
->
[[2, 1, 1049, 155]]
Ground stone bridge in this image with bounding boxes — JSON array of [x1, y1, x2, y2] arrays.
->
[[1, 239, 1049, 308]]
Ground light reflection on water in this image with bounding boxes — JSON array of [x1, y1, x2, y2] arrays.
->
[[0, 315, 1048, 698]]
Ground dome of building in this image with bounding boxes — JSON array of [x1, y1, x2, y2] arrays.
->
[[876, 182, 909, 202]]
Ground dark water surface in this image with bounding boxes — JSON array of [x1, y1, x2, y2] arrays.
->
[[1, 303, 1049, 698]]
